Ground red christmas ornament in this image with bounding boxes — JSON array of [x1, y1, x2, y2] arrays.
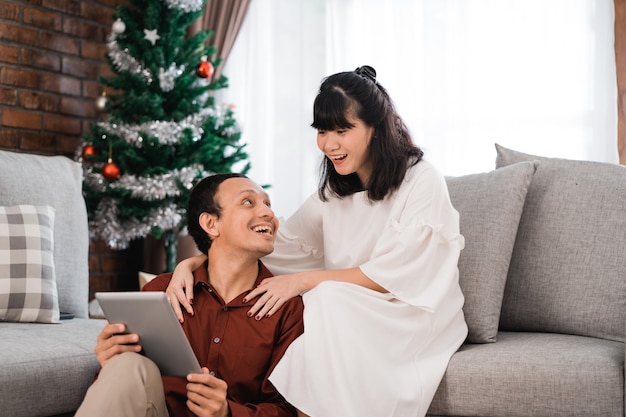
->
[[102, 159, 120, 181], [82, 144, 97, 158], [196, 60, 214, 78]]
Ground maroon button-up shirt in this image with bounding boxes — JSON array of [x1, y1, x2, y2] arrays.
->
[[143, 260, 304, 417]]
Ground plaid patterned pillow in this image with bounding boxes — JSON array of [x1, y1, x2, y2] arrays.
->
[[0, 205, 60, 323]]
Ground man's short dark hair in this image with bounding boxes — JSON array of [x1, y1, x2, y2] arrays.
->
[[187, 173, 248, 254]]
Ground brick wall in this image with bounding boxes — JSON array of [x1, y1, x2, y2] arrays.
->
[[0, 0, 141, 299]]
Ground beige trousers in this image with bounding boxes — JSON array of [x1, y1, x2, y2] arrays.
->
[[75, 352, 169, 417]]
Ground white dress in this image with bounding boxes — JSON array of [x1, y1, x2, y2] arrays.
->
[[263, 160, 468, 417]]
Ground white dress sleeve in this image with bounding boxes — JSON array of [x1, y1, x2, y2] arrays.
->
[[359, 164, 465, 311], [262, 193, 326, 275]]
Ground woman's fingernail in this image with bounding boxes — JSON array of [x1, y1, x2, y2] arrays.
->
[[247, 312, 253, 317], [255, 315, 261, 321]]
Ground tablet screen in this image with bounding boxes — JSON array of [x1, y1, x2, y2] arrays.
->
[[95, 291, 202, 376]]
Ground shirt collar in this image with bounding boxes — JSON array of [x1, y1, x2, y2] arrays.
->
[[192, 259, 273, 306]]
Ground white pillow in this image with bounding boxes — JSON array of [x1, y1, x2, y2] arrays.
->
[[0, 205, 60, 323]]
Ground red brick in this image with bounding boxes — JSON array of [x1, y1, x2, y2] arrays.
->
[[41, 32, 80, 55], [0, 22, 39, 46], [101, 253, 130, 272], [81, 2, 114, 26], [41, 0, 80, 15], [2, 109, 42, 129], [89, 275, 116, 292], [63, 17, 104, 41], [81, 119, 94, 135], [88, 253, 101, 272], [81, 40, 108, 61], [61, 96, 96, 118], [0, 87, 18, 105], [90, 239, 111, 252], [99, 62, 115, 78], [0, 129, 19, 147], [59, 136, 83, 155], [0, 67, 40, 89], [0, 3, 19, 21], [23, 7, 63, 31], [83, 80, 104, 98], [22, 48, 61, 71], [20, 132, 57, 152], [62, 56, 98, 79], [97, 0, 120, 9], [20, 91, 60, 112], [40, 73, 81, 95], [0, 44, 18, 64], [44, 113, 82, 134]]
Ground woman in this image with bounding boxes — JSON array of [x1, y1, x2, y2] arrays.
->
[[167, 66, 467, 417]]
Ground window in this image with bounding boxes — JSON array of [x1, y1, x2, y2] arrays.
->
[[218, 0, 617, 217]]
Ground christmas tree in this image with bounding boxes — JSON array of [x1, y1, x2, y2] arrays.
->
[[78, 0, 249, 272]]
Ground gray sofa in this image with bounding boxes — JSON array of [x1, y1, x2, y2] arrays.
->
[[0, 150, 105, 417], [428, 144, 626, 417], [1, 144, 624, 417]]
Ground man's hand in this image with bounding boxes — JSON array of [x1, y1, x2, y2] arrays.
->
[[186, 368, 230, 417], [94, 322, 142, 367]]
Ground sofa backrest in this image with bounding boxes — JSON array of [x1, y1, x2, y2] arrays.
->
[[495, 144, 626, 342], [0, 150, 89, 318]]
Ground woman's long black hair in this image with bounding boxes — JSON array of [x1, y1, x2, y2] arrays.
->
[[312, 66, 423, 202]]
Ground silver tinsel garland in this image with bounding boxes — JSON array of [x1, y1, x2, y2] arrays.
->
[[84, 163, 208, 200], [97, 106, 236, 147], [91, 198, 184, 249], [164, 0, 204, 13], [107, 32, 153, 84], [111, 164, 205, 200], [159, 63, 185, 92]]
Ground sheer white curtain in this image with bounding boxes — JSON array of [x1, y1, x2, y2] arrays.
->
[[219, 0, 617, 217], [217, 0, 326, 217]]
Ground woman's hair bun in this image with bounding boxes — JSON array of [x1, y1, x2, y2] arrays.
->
[[354, 65, 377, 83]]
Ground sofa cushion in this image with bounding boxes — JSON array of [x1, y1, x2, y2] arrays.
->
[[428, 332, 624, 417], [0, 205, 60, 323], [0, 319, 105, 417], [0, 150, 89, 318], [495, 144, 626, 342], [446, 161, 536, 343]]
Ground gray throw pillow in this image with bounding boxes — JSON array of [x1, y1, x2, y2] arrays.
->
[[446, 161, 537, 343], [495, 144, 626, 342]]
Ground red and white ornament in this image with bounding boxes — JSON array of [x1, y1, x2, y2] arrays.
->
[[196, 57, 214, 79], [102, 159, 120, 181]]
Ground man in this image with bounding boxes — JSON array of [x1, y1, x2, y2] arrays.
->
[[76, 173, 304, 417]]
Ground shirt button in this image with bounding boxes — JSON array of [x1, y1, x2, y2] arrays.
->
[[209, 371, 215, 376], [213, 337, 220, 343], [222, 306, 228, 312]]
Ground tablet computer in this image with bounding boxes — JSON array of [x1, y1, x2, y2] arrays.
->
[[95, 291, 202, 377]]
